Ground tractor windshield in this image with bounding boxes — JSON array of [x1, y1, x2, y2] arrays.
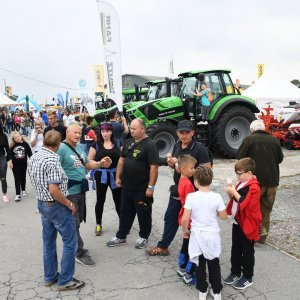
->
[[171, 80, 182, 96], [146, 82, 167, 101], [222, 73, 235, 94], [180, 77, 197, 98]]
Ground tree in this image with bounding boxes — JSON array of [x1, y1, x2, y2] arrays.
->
[[291, 79, 300, 88]]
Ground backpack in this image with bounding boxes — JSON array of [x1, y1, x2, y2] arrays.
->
[[208, 91, 213, 102]]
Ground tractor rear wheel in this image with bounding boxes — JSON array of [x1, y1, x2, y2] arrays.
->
[[211, 105, 256, 158], [147, 122, 178, 161]]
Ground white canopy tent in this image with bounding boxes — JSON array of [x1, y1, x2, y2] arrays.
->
[[242, 69, 300, 103], [242, 68, 300, 120], [0, 92, 19, 107]]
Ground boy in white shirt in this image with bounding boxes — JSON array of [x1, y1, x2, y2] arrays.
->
[[181, 166, 228, 300]]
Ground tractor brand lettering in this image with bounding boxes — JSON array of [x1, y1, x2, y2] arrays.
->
[[158, 110, 176, 117], [106, 62, 115, 93], [100, 13, 112, 44], [105, 15, 112, 43]]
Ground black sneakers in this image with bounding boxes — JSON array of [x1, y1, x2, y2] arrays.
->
[[76, 253, 95, 267]]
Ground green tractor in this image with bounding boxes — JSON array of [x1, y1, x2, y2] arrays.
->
[[93, 78, 178, 125], [125, 69, 259, 159], [93, 85, 148, 125]]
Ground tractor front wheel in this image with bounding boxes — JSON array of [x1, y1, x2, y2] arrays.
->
[[147, 122, 178, 162], [211, 105, 256, 158]]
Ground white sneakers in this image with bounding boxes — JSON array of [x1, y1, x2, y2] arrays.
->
[[15, 195, 21, 202], [22, 191, 27, 197], [199, 291, 208, 300], [199, 289, 221, 300]]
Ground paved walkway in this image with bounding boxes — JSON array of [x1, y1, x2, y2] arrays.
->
[[0, 151, 299, 299]]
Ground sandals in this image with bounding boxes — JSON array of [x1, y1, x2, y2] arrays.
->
[[146, 246, 170, 256]]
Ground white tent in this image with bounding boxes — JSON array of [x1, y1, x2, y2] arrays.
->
[[0, 92, 19, 107], [242, 69, 300, 102]]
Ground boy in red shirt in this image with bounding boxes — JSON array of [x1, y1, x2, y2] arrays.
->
[[176, 154, 197, 285], [224, 157, 262, 290]]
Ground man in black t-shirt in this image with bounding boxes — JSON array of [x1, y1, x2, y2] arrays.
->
[[44, 110, 67, 142], [147, 120, 212, 257], [107, 118, 159, 249]]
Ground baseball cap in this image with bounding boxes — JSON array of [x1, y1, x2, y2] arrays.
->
[[177, 120, 194, 132]]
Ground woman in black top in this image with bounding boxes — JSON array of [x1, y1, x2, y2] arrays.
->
[[88, 122, 121, 236], [0, 125, 12, 203], [10, 132, 32, 201]]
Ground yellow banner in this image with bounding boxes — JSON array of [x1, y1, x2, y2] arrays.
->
[[93, 65, 105, 93], [257, 64, 264, 78]]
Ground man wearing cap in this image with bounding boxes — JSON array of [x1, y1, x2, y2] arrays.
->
[[147, 119, 212, 256]]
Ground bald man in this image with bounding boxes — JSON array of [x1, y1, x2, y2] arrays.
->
[[107, 118, 159, 249], [57, 123, 111, 266]]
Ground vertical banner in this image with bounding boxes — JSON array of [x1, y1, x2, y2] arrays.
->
[[93, 64, 105, 93], [169, 58, 174, 75], [257, 64, 264, 78], [97, 0, 123, 112]]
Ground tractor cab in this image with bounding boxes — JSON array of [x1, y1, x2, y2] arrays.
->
[[145, 80, 168, 101], [178, 69, 239, 121], [122, 85, 149, 103]]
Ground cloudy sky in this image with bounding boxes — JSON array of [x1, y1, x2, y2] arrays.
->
[[0, 0, 299, 103]]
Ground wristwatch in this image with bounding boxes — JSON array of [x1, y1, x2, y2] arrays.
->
[[148, 185, 155, 191]]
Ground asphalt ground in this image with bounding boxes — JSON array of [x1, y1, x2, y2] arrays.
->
[[0, 146, 299, 300]]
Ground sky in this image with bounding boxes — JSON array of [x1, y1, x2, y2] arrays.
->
[[0, 0, 299, 104]]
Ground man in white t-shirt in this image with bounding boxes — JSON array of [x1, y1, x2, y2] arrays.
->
[[63, 109, 75, 127]]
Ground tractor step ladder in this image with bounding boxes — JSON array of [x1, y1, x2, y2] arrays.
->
[[195, 124, 211, 147]]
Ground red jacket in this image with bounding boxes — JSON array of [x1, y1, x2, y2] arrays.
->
[[226, 177, 262, 241], [178, 177, 195, 228]]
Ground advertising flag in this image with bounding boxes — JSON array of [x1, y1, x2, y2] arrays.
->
[[97, 1, 123, 111], [93, 64, 105, 93], [257, 64, 264, 78]]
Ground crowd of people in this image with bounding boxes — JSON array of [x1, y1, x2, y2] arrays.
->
[[0, 106, 284, 299]]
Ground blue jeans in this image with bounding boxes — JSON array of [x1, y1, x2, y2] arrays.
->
[[157, 195, 182, 248], [38, 201, 77, 286]]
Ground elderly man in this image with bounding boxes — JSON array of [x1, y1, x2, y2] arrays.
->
[[28, 130, 85, 291], [237, 119, 284, 244], [107, 118, 159, 249], [44, 110, 67, 141], [147, 120, 212, 259], [57, 123, 111, 266]]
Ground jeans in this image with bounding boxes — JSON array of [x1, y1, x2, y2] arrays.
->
[[38, 201, 77, 286], [157, 194, 182, 248], [201, 106, 210, 121], [116, 188, 152, 240], [0, 156, 8, 194]]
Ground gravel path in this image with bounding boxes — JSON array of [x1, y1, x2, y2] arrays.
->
[[268, 174, 300, 259]]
